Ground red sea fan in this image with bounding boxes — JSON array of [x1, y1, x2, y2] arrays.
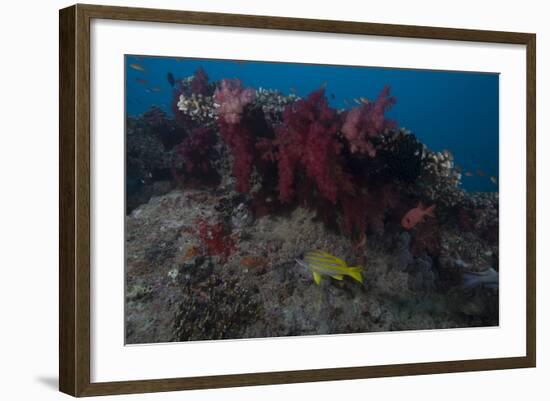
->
[[341, 86, 396, 156]]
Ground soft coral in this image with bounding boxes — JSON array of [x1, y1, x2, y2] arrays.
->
[[213, 78, 256, 125], [341, 86, 396, 157], [176, 127, 216, 174], [268, 88, 353, 203], [214, 79, 257, 192]]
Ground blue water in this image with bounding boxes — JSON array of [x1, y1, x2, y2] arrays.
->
[[126, 55, 499, 192]]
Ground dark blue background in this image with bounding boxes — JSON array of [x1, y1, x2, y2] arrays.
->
[[126, 55, 499, 192]]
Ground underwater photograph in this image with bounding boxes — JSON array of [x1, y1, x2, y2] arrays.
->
[[124, 55, 499, 344]]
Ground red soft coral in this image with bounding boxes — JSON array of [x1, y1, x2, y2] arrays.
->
[[191, 67, 210, 96], [213, 79, 257, 192], [218, 120, 255, 192], [270, 89, 352, 203], [341, 86, 396, 156], [176, 127, 216, 173]]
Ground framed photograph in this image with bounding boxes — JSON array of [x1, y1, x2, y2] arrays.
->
[[59, 4, 536, 397]]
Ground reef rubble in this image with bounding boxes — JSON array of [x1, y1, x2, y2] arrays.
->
[[126, 187, 498, 343]]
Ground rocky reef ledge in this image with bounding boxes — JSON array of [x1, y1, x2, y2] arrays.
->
[[126, 188, 497, 344]]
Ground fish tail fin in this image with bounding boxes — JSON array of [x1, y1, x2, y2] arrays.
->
[[426, 204, 436, 217], [347, 267, 363, 284]]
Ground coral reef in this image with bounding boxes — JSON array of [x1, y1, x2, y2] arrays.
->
[[125, 69, 499, 343]]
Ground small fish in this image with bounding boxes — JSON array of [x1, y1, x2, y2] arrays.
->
[[490, 176, 498, 185], [296, 250, 363, 286], [129, 63, 146, 72], [476, 168, 485, 177], [289, 86, 297, 95], [151, 86, 162, 92], [330, 93, 335, 100], [353, 97, 370, 105], [464, 171, 473, 177], [167, 72, 175, 87], [134, 77, 147, 85], [320, 81, 328, 89], [343, 99, 351, 107], [401, 202, 436, 229], [462, 267, 499, 289], [234, 60, 248, 65]]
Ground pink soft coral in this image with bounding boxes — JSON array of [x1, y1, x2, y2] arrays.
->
[[214, 79, 256, 124], [341, 86, 396, 157]]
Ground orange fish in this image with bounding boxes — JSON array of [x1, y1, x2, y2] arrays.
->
[[401, 202, 436, 229], [476, 169, 485, 177], [464, 171, 473, 177]]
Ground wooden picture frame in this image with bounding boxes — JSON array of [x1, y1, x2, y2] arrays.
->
[[59, 3, 536, 397]]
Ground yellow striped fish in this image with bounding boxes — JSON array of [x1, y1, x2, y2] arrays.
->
[[296, 250, 363, 286]]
